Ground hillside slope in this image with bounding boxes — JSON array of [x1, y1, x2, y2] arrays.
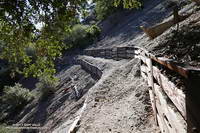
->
[[88, 0, 193, 50], [16, 1, 199, 133]]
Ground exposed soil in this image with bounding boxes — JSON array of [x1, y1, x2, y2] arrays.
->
[[151, 10, 200, 67], [77, 59, 157, 133], [88, 0, 191, 50]]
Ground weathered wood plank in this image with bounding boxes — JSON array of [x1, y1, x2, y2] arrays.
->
[[157, 114, 169, 133], [126, 50, 135, 54], [67, 99, 87, 133], [146, 58, 157, 124], [154, 83, 187, 133], [149, 89, 158, 125], [153, 66, 186, 119], [138, 55, 148, 65], [126, 53, 135, 58], [156, 92, 175, 133], [140, 64, 148, 74], [151, 56, 189, 78]]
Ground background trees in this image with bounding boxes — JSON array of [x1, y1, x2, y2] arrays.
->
[[94, 0, 141, 20]]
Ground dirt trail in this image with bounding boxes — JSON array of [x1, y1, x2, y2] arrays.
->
[[77, 59, 156, 133], [52, 56, 157, 133]]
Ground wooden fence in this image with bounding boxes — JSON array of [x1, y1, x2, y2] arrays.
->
[[75, 59, 103, 79], [84, 46, 200, 133], [84, 46, 136, 60]]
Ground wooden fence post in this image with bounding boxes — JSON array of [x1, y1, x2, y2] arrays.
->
[[146, 58, 158, 126]]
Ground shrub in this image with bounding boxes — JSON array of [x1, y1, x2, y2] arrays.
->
[[36, 75, 58, 100], [64, 24, 101, 49], [1, 83, 34, 109], [94, 0, 142, 21], [71, 24, 88, 40], [87, 24, 101, 38], [0, 61, 21, 91]]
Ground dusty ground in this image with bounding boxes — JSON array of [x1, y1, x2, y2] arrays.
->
[[77, 59, 156, 133], [52, 57, 133, 132]]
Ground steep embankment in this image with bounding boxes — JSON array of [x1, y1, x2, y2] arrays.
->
[[88, 0, 193, 50], [88, 0, 173, 49], [149, 9, 200, 67], [17, 64, 97, 132]]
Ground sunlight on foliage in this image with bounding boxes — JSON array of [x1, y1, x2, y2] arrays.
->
[[64, 24, 101, 49], [94, 0, 141, 20], [0, 0, 87, 79], [114, 0, 141, 9], [2, 83, 34, 108]]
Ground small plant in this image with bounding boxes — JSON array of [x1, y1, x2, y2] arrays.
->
[[1, 83, 34, 109], [36, 75, 58, 100]]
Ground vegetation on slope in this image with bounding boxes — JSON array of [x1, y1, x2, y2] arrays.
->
[[94, 0, 142, 20]]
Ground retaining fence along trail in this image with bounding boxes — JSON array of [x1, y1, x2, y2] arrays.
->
[[75, 59, 103, 79], [84, 46, 200, 133]]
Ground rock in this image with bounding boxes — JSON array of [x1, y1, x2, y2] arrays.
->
[[135, 92, 141, 97]]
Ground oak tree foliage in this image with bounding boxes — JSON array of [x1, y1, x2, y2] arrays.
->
[[0, 0, 87, 79]]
